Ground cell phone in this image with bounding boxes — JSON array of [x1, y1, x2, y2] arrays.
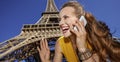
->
[[73, 16, 87, 31]]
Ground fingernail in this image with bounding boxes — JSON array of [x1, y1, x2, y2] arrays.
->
[[41, 38, 43, 41]]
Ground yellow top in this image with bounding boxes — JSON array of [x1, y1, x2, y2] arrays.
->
[[58, 36, 92, 62]]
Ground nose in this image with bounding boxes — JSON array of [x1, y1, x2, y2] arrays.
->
[[59, 19, 65, 26]]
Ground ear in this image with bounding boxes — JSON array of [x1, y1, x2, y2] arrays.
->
[[79, 16, 87, 27]]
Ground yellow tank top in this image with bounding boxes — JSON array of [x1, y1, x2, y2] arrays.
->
[[58, 36, 92, 62]]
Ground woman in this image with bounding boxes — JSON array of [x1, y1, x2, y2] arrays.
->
[[37, 1, 120, 62]]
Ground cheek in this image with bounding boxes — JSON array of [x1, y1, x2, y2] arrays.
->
[[66, 19, 77, 25]]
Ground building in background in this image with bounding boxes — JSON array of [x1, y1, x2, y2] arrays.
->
[[0, 0, 120, 62], [0, 0, 63, 62]]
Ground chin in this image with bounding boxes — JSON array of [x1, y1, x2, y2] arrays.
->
[[63, 32, 72, 38]]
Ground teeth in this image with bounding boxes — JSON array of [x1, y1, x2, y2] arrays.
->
[[62, 28, 66, 30]]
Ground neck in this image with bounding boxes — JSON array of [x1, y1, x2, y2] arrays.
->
[[69, 34, 78, 51], [69, 34, 76, 45]]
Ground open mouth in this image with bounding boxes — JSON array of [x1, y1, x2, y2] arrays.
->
[[62, 27, 69, 33]]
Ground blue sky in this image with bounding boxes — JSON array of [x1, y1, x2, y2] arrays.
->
[[0, 0, 120, 42]]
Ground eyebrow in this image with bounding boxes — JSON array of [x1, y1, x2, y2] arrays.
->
[[63, 15, 69, 18]]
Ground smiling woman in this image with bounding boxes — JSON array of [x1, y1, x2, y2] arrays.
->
[[0, 0, 120, 62], [37, 1, 120, 62], [0, 0, 120, 43]]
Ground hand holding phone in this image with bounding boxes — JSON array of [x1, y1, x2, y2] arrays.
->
[[73, 16, 87, 31]]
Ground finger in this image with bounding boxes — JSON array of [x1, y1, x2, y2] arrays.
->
[[45, 39, 49, 50], [76, 20, 85, 33], [44, 39, 47, 50], [69, 24, 78, 35], [42, 38, 47, 51], [40, 38, 44, 51], [37, 46, 40, 52], [67, 22, 77, 33]]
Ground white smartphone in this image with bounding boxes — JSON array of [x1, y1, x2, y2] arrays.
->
[[73, 16, 87, 31]]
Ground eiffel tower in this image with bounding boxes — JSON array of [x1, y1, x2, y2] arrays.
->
[[0, 0, 62, 61]]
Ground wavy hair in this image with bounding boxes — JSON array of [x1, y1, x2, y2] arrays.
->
[[61, 1, 120, 62]]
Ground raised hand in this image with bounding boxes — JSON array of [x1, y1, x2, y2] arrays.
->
[[70, 20, 87, 51], [37, 39, 50, 62]]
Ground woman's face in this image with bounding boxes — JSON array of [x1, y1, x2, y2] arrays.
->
[[59, 7, 78, 37]]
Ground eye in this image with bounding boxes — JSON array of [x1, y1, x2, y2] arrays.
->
[[63, 15, 69, 19], [58, 18, 61, 21]]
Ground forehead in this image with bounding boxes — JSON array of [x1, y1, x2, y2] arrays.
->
[[59, 7, 75, 16]]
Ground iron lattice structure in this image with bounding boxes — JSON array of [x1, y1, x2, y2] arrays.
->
[[0, 0, 120, 62], [0, 0, 62, 61]]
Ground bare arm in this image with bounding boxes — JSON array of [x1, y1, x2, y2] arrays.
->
[[69, 19, 99, 62], [37, 39, 50, 62], [82, 53, 99, 62], [53, 40, 63, 62]]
